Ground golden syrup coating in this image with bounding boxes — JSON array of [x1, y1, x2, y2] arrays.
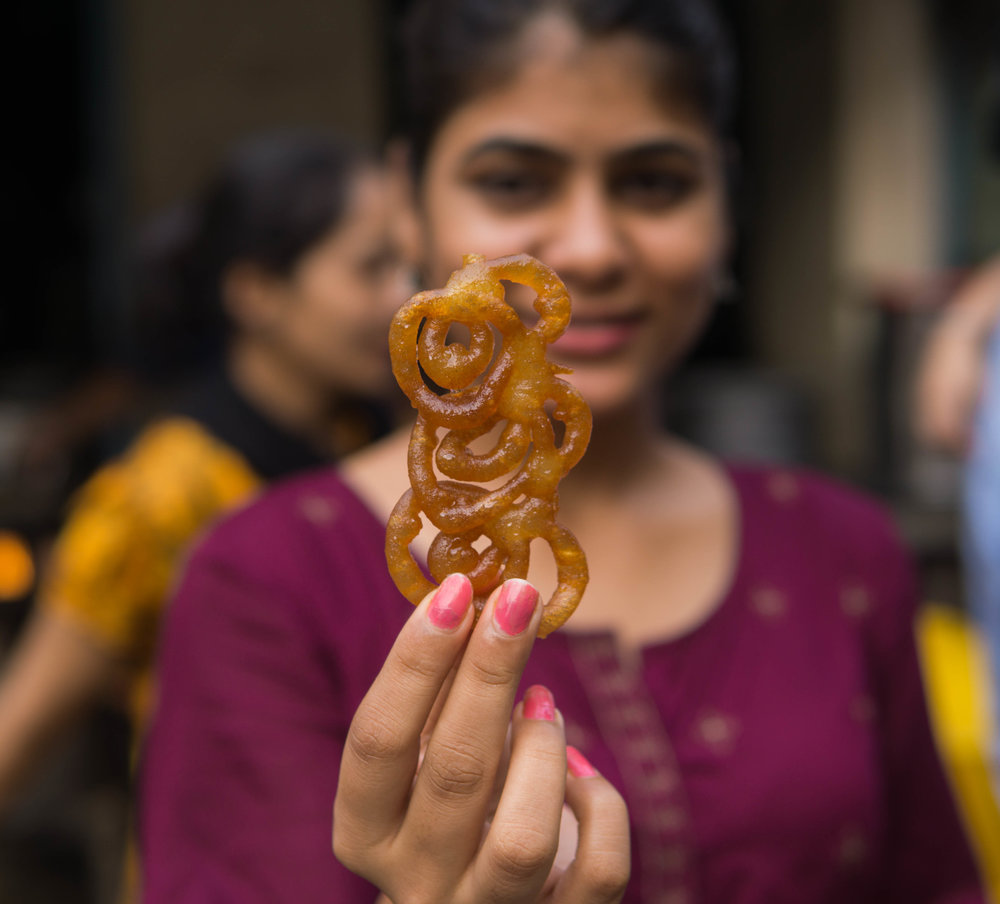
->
[[385, 253, 592, 637]]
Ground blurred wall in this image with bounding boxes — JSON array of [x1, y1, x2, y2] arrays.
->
[[830, 0, 944, 482], [741, 0, 983, 485], [122, 0, 386, 219], [742, 1, 840, 469], [834, 0, 944, 279]]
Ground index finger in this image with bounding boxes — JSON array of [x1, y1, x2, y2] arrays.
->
[[334, 574, 474, 847], [402, 579, 542, 860]]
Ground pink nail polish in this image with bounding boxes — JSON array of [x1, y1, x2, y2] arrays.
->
[[427, 574, 473, 630], [493, 579, 539, 636], [523, 685, 555, 721], [566, 746, 597, 778]]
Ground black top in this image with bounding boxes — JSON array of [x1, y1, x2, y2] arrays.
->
[[173, 368, 330, 481]]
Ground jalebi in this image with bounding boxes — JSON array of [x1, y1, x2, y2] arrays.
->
[[385, 253, 591, 637]]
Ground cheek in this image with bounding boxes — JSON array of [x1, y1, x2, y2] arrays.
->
[[422, 194, 539, 284], [297, 272, 363, 330], [276, 298, 354, 374], [637, 210, 725, 357], [638, 207, 726, 290]]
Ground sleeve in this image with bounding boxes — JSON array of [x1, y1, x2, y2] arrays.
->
[[42, 459, 170, 662], [863, 513, 987, 903], [40, 420, 259, 667], [137, 539, 381, 904]]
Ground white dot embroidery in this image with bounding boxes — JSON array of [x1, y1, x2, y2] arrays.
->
[[767, 471, 799, 503], [751, 586, 787, 619], [618, 701, 651, 726], [656, 846, 687, 872], [644, 770, 678, 794], [659, 890, 691, 904], [650, 807, 687, 832], [840, 584, 873, 618], [626, 736, 670, 762], [836, 827, 869, 868], [569, 635, 696, 902], [298, 495, 338, 525], [849, 694, 877, 724], [696, 709, 741, 755]]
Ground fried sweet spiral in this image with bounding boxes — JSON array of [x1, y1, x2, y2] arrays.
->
[[385, 253, 592, 637]]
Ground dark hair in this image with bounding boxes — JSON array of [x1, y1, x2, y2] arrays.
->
[[129, 128, 373, 377], [990, 51, 1000, 163], [399, 0, 736, 175]]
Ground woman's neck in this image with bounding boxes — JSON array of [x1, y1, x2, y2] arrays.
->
[[226, 341, 336, 452], [562, 392, 672, 501]]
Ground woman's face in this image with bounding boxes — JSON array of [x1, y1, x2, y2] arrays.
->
[[413, 18, 729, 417], [272, 167, 410, 398]]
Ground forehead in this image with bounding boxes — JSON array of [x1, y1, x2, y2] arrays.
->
[[429, 22, 714, 160]]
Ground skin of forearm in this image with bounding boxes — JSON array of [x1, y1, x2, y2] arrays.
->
[[941, 256, 1000, 342], [0, 609, 121, 810]]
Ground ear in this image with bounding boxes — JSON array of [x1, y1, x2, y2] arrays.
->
[[221, 261, 287, 335], [384, 136, 424, 275]]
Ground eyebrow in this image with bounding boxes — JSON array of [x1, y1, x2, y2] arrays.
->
[[611, 140, 703, 166], [460, 137, 703, 168], [460, 139, 566, 167]]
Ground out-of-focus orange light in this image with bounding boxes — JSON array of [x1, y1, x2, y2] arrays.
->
[[0, 530, 35, 601]]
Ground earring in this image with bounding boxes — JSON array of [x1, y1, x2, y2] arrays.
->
[[714, 271, 738, 304]]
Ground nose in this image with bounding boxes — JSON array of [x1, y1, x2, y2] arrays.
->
[[542, 177, 629, 292], [383, 256, 416, 312]]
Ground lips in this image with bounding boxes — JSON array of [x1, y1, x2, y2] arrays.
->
[[551, 312, 645, 357]]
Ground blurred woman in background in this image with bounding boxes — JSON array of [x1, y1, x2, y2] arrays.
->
[[0, 127, 407, 897], [914, 61, 1000, 794], [915, 253, 1000, 772]]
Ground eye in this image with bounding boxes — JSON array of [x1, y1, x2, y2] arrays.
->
[[357, 245, 400, 279], [611, 168, 699, 211], [466, 168, 554, 211]]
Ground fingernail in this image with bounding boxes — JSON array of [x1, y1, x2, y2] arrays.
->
[[427, 574, 473, 631], [493, 579, 538, 636], [566, 746, 597, 778], [523, 685, 555, 721]]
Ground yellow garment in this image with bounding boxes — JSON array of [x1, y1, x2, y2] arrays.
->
[[917, 603, 1000, 902], [42, 417, 261, 731]]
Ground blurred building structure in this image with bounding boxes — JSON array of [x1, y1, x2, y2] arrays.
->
[[2, 1, 998, 901]]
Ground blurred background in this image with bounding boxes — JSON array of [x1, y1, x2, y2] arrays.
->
[[2, 0, 998, 901]]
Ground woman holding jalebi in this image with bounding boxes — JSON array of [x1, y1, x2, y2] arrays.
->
[[139, 1, 988, 902]]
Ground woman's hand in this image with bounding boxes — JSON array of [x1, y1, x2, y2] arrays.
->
[[333, 573, 630, 904]]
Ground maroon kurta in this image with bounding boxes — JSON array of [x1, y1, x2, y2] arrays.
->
[[138, 464, 985, 903]]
